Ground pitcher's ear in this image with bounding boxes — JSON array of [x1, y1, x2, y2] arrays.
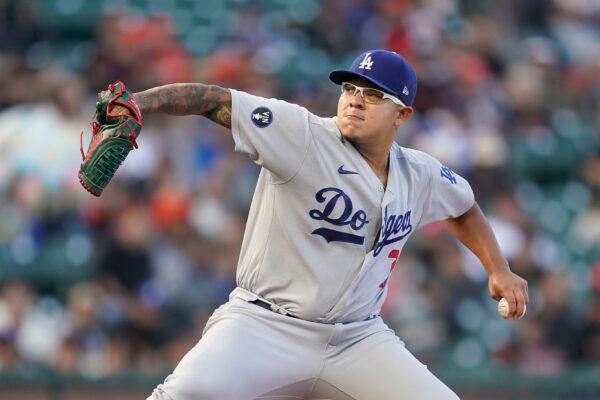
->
[[394, 106, 413, 128], [399, 107, 413, 119]]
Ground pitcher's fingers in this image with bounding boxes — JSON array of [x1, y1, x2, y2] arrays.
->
[[513, 288, 526, 320], [520, 285, 529, 318], [505, 294, 517, 320]]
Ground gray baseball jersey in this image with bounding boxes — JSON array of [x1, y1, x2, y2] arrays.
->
[[229, 89, 474, 323]]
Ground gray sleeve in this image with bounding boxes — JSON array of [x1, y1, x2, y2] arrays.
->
[[230, 89, 310, 183], [417, 154, 475, 228]]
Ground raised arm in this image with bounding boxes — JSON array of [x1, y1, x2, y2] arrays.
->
[[446, 202, 529, 320], [134, 83, 232, 129]]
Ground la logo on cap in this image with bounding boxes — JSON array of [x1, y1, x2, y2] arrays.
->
[[358, 53, 373, 70]]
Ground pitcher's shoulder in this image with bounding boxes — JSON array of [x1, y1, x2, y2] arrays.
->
[[308, 115, 344, 140], [394, 146, 439, 167], [309, 115, 337, 129]]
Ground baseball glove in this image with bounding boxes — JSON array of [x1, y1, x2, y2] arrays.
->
[[78, 81, 142, 197]]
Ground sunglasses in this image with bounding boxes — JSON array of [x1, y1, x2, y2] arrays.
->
[[341, 82, 406, 107]]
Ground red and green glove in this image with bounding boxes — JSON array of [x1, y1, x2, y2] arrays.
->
[[79, 81, 142, 196]]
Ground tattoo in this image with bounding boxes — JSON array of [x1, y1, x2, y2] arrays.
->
[[134, 84, 232, 129]]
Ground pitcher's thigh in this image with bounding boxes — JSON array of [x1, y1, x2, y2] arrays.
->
[[147, 307, 317, 400], [320, 331, 459, 400]]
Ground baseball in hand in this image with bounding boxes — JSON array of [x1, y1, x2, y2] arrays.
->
[[498, 297, 526, 319]]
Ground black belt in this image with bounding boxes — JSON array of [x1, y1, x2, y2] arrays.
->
[[249, 299, 379, 322], [249, 299, 299, 319]]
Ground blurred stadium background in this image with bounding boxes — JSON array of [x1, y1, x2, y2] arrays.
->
[[0, 0, 599, 399]]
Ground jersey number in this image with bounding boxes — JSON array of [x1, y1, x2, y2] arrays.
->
[[379, 249, 400, 288]]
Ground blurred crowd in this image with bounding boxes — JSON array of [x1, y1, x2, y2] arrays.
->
[[0, 0, 599, 379]]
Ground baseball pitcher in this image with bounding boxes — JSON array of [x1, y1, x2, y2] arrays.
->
[[81, 50, 528, 399]]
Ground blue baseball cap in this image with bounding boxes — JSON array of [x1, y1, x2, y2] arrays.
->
[[329, 49, 417, 106]]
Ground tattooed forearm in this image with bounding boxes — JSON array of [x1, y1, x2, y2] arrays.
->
[[134, 84, 232, 129]]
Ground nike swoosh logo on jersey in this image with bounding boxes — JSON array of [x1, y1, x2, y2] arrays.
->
[[338, 165, 359, 175]]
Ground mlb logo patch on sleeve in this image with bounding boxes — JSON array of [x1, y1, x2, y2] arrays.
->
[[251, 107, 273, 128]]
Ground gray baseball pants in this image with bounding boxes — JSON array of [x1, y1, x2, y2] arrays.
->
[[147, 295, 459, 400]]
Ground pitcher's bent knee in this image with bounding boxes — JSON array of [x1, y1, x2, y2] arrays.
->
[[147, 371, 237, 400], [147, 384, 175, 400]]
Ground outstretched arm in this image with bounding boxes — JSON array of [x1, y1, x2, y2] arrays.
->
[[446, 202, 529, 320], [134, 84, 232, 128]]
